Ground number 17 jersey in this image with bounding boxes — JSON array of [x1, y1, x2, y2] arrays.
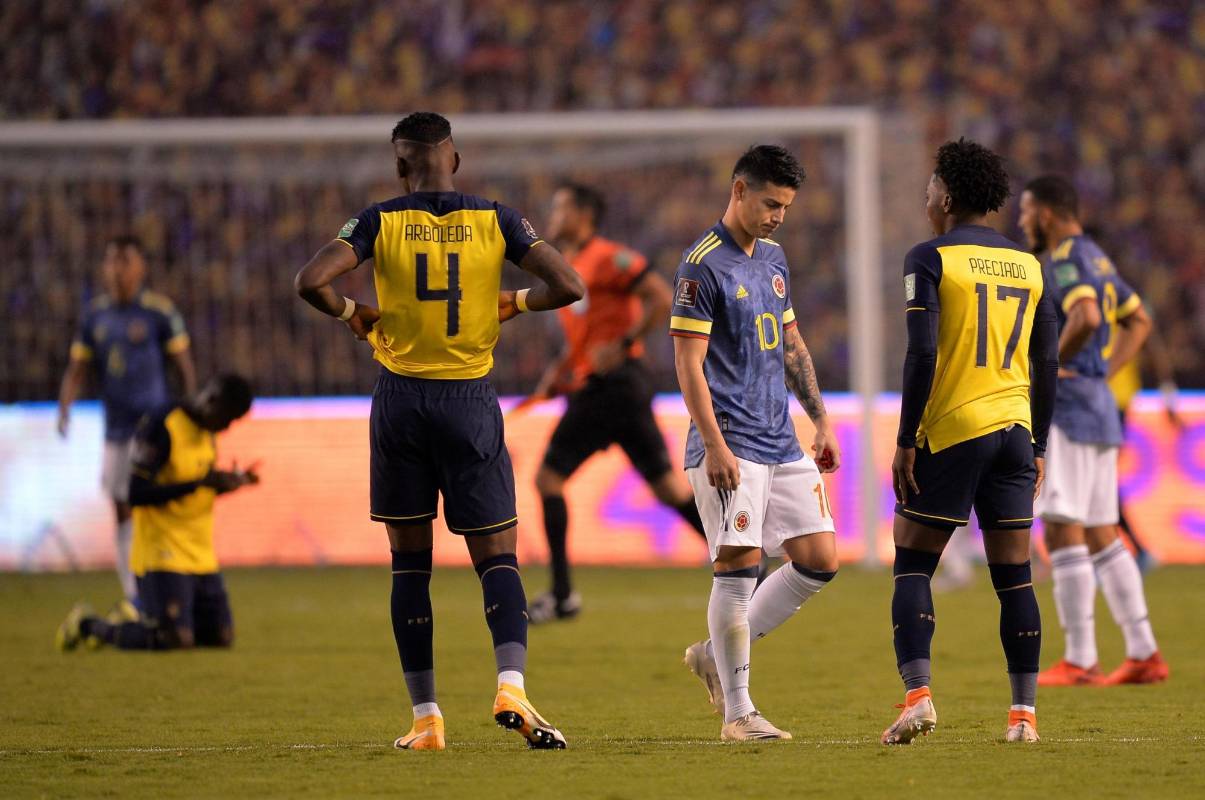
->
[[905, 224, 1050, 453], [336, 191, 544, 379]]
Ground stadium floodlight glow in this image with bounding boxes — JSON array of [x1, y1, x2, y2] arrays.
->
[[0, 109, 883, 565]]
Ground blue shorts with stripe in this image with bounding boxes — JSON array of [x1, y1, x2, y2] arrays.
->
[[370, 369, 517, 535], [895, 424, 1036, 533]]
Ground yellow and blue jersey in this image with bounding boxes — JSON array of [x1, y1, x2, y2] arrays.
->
[[129, 405, 219, 576], [1047, 235, 1140, 445], [69, 290, 189, 442], [336, 192, 543, 380], [669, 222, 802, 467], [904, 225, 1048, 453]]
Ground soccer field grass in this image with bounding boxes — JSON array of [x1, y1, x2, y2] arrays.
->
[[2, 565, 1201, 799]]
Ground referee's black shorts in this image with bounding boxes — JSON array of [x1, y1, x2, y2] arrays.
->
[[542, 360, 672, 483], [895, 424, 1037, 534]]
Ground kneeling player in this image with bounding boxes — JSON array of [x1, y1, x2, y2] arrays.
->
[[673, 145, 841, 742], [57, 374, 257, 651], [883, 140, 1058, 745]]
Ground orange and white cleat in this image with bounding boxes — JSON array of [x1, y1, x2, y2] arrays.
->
[[493, 684, 567, 749], [1037, 659, 1104, 687], [683, 640, 725, 716], [1004, 709, 1039, 742], [881, 687, 937, 745], [393, 714, 445, 751], [1103, 652, 1169, 685]]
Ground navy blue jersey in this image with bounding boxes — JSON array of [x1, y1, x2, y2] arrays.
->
[[70, 290, 189, 442], [669, 222, 802, 467], [1046, 235, 1141, 446]]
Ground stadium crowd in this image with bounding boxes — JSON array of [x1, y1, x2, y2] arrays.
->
[[2, 0, 1202, 397]]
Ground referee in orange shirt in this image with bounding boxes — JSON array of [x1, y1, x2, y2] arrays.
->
[[529, 183, 705, 623]]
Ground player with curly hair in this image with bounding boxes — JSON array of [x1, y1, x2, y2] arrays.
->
[[881, 139, 1060, 744]]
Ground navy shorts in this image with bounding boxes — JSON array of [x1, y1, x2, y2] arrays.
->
[[895, 424, 1037, 533], [370, 369, 517, 535], [543, 360, 672, 483], [138, 571, 233, 647]]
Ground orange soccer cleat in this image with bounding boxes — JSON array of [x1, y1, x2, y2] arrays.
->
[[1103, 652, 1170, 685], [1037, 659, 1104, 686], [1004, 709, 1039, 742], [881, 687, 937, 745], [393, 714, 446, 751]]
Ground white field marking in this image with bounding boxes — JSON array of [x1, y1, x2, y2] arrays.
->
[[2, 735, 1200, 756]]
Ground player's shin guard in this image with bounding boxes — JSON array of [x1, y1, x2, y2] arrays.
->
[[476, 553, 528, 685], [1049, 544, 1098, 667], [748, 563, 836, 642], [540, 496, 571, 601], [1092, 539, 1158, 660], [990, 562, 1041, 709], [708, 566, 758, 722], [81, 618, 157, 649], [391, 549, 436, 707], [892, 547, 941, 691]]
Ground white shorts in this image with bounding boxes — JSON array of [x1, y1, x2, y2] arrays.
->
[[686, 456, 834, 561], [101, 440, 132, 503], [1035, 424, 1119, 527]]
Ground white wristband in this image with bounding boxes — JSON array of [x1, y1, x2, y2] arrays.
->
[[515, 288, 531, 313], [337, 296, 356, 321]]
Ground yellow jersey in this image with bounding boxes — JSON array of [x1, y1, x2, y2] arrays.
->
[[904, 225, 1051, 453], [1109, 357, 1142, 411], [335, 192, 544, 379], [129, 406, 219, 575]]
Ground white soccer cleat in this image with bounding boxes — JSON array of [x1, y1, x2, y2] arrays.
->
[[1004, 710, 1039, 742], [528, 591, 582, 625], [720, 711, 792, 742], [683, 640, 725, 715], [881, 687, 937, 745]]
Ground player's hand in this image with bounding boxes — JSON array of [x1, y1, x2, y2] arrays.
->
[[345, 304, 380, 341], [891, 446, 919, 504], [811, 423, 840, 473], [57, 408, 70, 438], [1033, 456, 1046, 500], [704, 442, 741, 491], [498, 291, 521, 323], [591, 341, 627, 375]]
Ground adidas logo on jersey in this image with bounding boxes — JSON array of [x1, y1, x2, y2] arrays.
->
[[735, 285, 749, 300]]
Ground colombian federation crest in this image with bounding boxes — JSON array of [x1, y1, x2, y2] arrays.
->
[[772, 274, 786, 299], [734, 511, 751, 532]]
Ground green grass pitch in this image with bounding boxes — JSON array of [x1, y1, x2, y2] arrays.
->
[[2, 565, 1202, 798]]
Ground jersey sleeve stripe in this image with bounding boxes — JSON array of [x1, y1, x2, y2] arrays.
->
[[1061, 284, 1098, 313], [69, 341, 92, 361], [783, 307, 796, 325], [690, 238, 724, 264], [1116, 293, 1142, 319], [685, 233, 718, 264], [333, 237, 357, 251], [669, 330, 710, 340], [670, 315, 712, 335], [163, 333, 191, 354]]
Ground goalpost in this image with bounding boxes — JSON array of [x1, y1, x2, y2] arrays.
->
[[0, 109, 884, 565]]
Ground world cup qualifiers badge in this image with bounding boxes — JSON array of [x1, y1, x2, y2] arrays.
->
[[734, 511, 751, 532], [772, 275, 786, 299]]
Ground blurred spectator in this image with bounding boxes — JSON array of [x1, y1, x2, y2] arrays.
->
[[1, 0, 1201, 397]]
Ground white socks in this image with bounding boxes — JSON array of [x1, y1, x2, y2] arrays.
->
[[412, 702, 442, 720], [498, 670, 525, 691], [1093, 540, 1158, 660], [115, 518, 136, 602], [1049, 544, 1098, 668], [748, 564, 829, 642], [708, 571, 757, 723]]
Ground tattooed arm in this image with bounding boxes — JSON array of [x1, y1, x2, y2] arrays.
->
[[783, 325, 840, 472]]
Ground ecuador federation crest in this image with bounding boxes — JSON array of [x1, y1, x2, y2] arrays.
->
[[772, 274, 786, 299]]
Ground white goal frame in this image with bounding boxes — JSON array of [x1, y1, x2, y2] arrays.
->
[[0, 109, 884, 564]]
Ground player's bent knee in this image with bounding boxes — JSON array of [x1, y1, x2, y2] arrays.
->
[[386, 522, 434, 553], [535, 465, 566, 497], [1084, 524, 1120, 554], [466, 527, 519, 565], [713, 545, 761, 573]]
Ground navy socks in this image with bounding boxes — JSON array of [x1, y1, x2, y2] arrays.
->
[[892, 546, 941, 690]]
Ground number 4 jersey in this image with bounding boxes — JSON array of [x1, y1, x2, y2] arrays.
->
[[669, 222, 803, 468], [336, 192, 544, 379], [1046, 234, 1141, 446], [904, 224, 1052, 453]]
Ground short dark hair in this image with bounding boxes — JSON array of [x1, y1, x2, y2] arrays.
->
[[391, 112, 452, 145], [106, 234, 144, 254], [1024, 174, 1079, 219], [933, 138, 1010, 216], [215, 373, 254, 419], [557, 181, 606, 227], [732, 145, 805, 190]]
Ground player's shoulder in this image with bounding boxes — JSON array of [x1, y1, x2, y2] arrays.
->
[[592, 236, 644, 270], [138, 290, 178, 316], [85, 293, 113, 314], [681, 227, 725, 269]]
